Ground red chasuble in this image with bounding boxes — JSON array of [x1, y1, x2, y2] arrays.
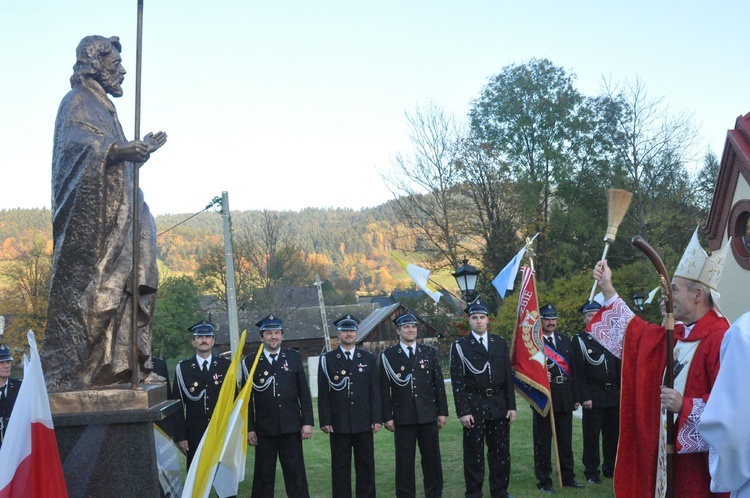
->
[[588, 301, 729, 498]]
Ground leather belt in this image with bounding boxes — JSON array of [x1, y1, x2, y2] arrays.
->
[[551, 375, 567, 384], [467, 387, 502, 397], [603, 382, 617, 391]]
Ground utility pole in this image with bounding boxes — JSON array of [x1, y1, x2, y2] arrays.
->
[[314, 274, 331, 352], [221, 191, 240, 357]]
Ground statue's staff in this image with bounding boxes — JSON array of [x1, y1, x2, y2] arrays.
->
[[632, 235, 675, 498], [588, 189, 633, 302], [130, 0, 145, 387]]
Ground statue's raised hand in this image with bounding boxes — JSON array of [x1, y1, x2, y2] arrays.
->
[[144, 131, 167, 152]]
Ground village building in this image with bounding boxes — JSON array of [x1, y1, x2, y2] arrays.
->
[[705, 110, 750, 322]]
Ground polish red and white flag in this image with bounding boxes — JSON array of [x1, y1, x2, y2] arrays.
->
[[0, 330, 67, 498]]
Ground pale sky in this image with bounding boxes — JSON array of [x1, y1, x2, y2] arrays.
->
[[1, 1, 748, 216]]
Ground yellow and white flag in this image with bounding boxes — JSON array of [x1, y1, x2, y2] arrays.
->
[[391, 253, 442, 303], [182, 330, 263, 498]]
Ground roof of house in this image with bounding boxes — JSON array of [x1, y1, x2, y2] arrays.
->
[[211, 303, 378, 344], [356, 303, 401, 342]]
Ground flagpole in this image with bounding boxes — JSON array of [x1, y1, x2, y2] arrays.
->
[[527, 251, 564, 491], [130, 0, 144, 388]]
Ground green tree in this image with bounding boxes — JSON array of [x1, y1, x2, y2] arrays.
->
[[152, 275, 204, 359]]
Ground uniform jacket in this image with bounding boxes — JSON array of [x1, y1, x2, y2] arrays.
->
[[0, 378, 22, 446], [450, 333, 516, 421], [245, 348, 314, 436], [318, 347, 382, 433], [379, 343, 449, 425], [543, 332, 577, 413], [571, 332, 620, 408], [172, 356, 231, 444]]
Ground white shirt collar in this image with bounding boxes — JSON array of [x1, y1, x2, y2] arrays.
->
[[196, 354, 212, 366], [471, 331, 488, 348], [264, 350, 280, 362], [400, 342, 416, 355], [340, 346, 355, 357]]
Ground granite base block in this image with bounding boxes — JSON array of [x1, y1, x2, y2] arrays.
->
[[52, 386, 180, 498]]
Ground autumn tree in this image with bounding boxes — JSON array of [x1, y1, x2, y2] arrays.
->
[[1, 236, 51, 351], [383, 101, 470, 270], [599, 76, 704, 268], [235, 210, 313, 314]]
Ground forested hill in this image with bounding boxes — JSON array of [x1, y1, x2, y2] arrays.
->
[[0, 202, 414, 278]]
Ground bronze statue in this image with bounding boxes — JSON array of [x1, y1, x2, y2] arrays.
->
[[44, 35, 167, 391]]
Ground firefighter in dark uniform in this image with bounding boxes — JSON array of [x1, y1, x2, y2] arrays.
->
[[379, 312, 449, 498], [572, 300, 620, 484], [0, 344, 21, 450], [318, 314, 382, 498], [244, 315, 313, 498], [450, 301, 517, 498], [533, 304, 583, 492], [172, 320, 231, 469]]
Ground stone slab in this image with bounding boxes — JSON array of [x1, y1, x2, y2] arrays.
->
[[50, 383, 168, 415], [52, 392, 180, 498]]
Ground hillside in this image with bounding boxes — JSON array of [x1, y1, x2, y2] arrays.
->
[[0, 203, 435, 296]]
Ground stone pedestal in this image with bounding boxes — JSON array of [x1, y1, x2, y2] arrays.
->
[[51, 384, 180, 498]]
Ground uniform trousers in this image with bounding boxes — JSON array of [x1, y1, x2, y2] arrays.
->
[[582, 404, 619, 479], [251, 432, 309, 498], [394, 422, 442, 498], [330, 431, 376, 498], [533, 409, 574, 485], [462, 417, 511, 498]]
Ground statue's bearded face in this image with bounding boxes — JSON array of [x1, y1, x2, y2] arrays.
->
[[97, 50, 126, 97]]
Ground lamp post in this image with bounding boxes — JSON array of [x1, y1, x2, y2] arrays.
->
[[633, 291, 645, 311], [452, 258, 480, 305]]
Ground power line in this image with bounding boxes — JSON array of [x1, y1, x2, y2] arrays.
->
[[156, 196, 222, 237]]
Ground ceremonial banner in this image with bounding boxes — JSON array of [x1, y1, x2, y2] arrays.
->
[[510, 267, 551, 416], [182, 331, 260, 498], [391, 253, 442, 303], [0, 330, 67, 498]]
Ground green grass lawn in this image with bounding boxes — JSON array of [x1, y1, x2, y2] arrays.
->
[[180, 390, 615, 497]]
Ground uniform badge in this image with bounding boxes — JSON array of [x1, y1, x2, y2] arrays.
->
[[193, 382, 199, 387], [334, 375, 339, 381], [400, 366, 405, 371], [421, 364, 425, 369], [260, 378, 265, 384], [341, 370, 346, 375], [264, 371, 269, 376], [397, 373, 401, 378], [588, 349, 593, 354], [359, 368, 363, 372], [189, 387, 195, 392], [214, 381, 219, 385]]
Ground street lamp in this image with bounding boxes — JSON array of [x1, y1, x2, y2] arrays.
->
[[453, 258, 480, 304], [633, 291, 645, 311]]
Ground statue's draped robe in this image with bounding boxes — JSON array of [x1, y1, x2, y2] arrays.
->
[[44, 79, 157, 391], [588, 297, 729, 498]]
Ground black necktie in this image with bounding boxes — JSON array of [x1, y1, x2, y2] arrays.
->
[[270, 353, 278, 365], [479, 337, 485, 350], [345, 351, 351, 362], [201, 360, 208, 372], [545, 336, 554, 348], [0, 385, 5, 402], [407, 346, 413, 358]]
